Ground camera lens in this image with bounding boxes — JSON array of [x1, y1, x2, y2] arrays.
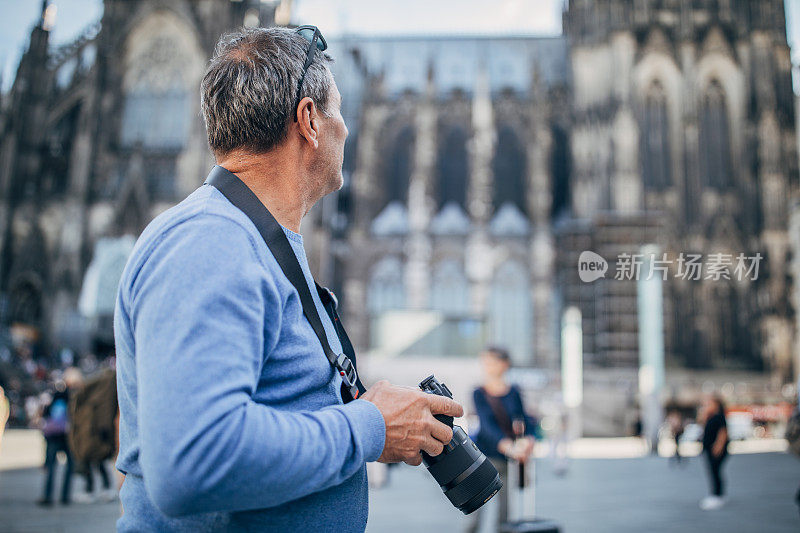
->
[[419, 375, 502, 514], [423, 426, 502, 514]]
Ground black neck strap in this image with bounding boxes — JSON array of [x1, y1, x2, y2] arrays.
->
[[206, 165, 363, 402]]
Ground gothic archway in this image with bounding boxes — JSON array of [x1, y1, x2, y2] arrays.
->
[[699, 80, 733, 190], [640, 80, 671, 190]]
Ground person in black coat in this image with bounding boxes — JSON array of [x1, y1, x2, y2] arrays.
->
[[699, 394, 729, 511]]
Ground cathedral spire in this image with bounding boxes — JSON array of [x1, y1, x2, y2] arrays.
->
[[40, 0, 57, 32], [425, 58, 436, 99]]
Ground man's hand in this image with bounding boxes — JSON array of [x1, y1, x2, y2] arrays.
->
[[361, 380, 464, 466]]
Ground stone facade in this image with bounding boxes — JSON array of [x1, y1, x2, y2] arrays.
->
[[331, 0, 798, 382], [0, 0, 797, 386], [561, 0, 797, 381], [332, 35, 570, 367], [0, 0, 285, 353]]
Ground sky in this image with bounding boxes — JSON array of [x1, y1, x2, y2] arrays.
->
[[291, 0, 563, 36], [0, 0, 103, 91], [0, 0, 798, 92]]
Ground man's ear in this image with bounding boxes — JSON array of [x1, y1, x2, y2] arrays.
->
[[296, 97, 319, 149]]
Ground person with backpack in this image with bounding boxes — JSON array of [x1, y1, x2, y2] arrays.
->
[[37, 369, 82, 506], [68, 367, 118, 503]]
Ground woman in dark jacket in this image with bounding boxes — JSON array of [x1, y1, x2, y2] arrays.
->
[[37, 381, 74, 506], [467, 346, 538, 532]]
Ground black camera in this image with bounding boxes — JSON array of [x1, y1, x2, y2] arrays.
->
[[419, 375, 502, 514]]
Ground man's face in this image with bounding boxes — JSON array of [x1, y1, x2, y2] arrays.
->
[[313, 72, 348, 195]]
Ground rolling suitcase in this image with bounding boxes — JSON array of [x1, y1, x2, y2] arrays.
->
[[500, 458, 561, 533]]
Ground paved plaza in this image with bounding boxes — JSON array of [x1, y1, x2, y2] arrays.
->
[[0, 436, 798, 532], [368, 451, 800, 533]]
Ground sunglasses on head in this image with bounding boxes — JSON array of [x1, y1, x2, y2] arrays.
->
[[293, 25, 328, 121]]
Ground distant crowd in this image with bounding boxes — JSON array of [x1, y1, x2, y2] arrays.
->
[[0, 342, 119, 506], [0, 343, 112, 428]]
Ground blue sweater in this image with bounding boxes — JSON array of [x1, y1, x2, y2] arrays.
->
[[114, 182, 386, 532]]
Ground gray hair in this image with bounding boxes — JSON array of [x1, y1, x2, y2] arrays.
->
[[201, 27, 334, 156]]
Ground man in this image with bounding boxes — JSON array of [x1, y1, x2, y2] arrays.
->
[[114, 26, 462, 532]]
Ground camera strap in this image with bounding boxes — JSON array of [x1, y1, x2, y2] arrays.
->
[[206, 165, 365, 403]]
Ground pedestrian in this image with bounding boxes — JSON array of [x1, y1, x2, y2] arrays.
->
[[788, 385, 800, 516], [68, 368, 118, 503], [633, 413, 647, 453], [0, 385, 9, 453], [789, 405, 800, 516], [467, 346, 538, 532], [699, 394, 729, 510], [667, 410, 685, 465], [37, 369, 82, 506]]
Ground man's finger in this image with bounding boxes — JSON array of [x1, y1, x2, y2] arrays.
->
[[427, 395, 464, 418], [430, 420, 454, 444], [420, 437, 444, 457], [404, 454, 423, 466]]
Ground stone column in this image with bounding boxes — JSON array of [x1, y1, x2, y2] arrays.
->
[[528, 69, 555, 368], [466, 64, 494, 317], [405, 68, 436, 309], [345, 99, 388, 350]]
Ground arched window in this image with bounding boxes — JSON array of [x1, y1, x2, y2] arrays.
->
[[436, 126, 470, 210], [372, 127, 413, 236], [119, 13, 202, 200], [386, 126, 414, 207], [640, 81, 671, 190], [490, 125, 529, 236], [699, 80, 732, 190], [430, 260, 470, 314], [489, 261, 532, 364], [431, 126, 471, 235], [367, 257, 405, 314], [121, 32, 191, 150], [492, 125, 527, 214]]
